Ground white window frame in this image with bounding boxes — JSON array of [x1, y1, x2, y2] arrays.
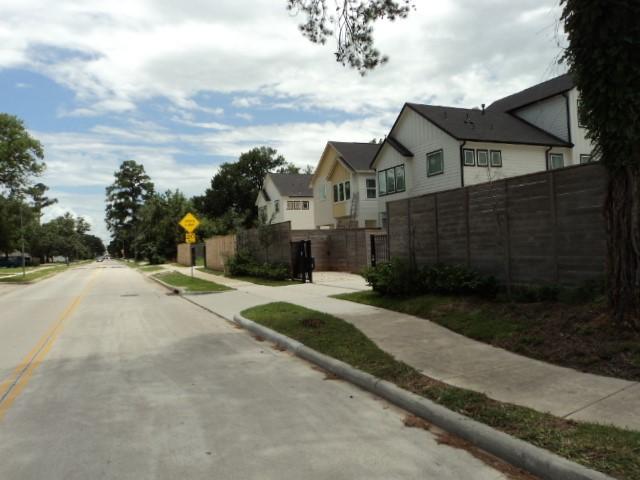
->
[[344, 181, 351, 200], [490, 150, 502, 168], [287, 200, 310, 210], [394, 165, 405, 192], [549, 153, 564, 170], [378, 170, 387, 196], [463, 148, 475, 167], [427, 150, 444, 177], [366, 178, 376, 199], [476, 149, 489, 168]]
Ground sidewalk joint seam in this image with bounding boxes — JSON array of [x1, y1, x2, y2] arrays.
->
[[563, 381, 640, 420]]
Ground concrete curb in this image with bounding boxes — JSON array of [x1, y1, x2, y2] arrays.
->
[[147, 273, 181, 294], [234, 312, 613, 480]]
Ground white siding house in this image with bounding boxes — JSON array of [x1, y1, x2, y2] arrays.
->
[[310, 141, 380, 228], [255, 173, 315, 230], [372, 73, 595, 218]]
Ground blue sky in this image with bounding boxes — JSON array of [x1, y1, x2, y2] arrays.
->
[[0, 0, 566, 242]]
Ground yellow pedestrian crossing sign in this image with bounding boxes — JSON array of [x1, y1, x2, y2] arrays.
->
[[179, 212, 200, 233], [185, 232, 196, 244]]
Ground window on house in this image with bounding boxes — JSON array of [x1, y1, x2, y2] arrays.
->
[[287, 200, 310, 210], [463, 149, 475, 166], [345, 181, 351, 200], [339, 183, 345, 201], [580, 154, 594, 164], [427, 150, 444, 176], [333, 185, 338, 202], [476, 150, 489, 167], [549, 153, 564, 170], [577, 97, 587, 128], [366, 178, 376, 199], [490, 150, 502, 168], [378, 170, 387, 195], [320, 184, 327, 200], [274, 200, 280, 213], [395, 165, 405, 191], [386, 168, 396, 194]]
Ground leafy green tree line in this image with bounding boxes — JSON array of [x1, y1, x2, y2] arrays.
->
[[0, 113, 103, 264], [104, 147, 309, 264]]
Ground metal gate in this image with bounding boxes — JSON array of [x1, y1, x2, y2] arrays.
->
[[370, 234, 389, 267], [291, 240, 315, 283]]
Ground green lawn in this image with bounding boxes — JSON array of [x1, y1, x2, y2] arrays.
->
[[0, 265, 68, 283], [153, 271, 232, 293], [0, 265, 47, 274], [333, 290, 640, 381], [197, 267, 298, 287], [242, 302, 640, 480]]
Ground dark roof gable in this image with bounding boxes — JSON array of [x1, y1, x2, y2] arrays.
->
[[329, 141, 378, 171], [407, 103, 571, 147], [268, 173, 313, 197], [487, 73, 575, 113]]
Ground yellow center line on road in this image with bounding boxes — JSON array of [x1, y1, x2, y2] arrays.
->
[[0, 268, 101, 422]]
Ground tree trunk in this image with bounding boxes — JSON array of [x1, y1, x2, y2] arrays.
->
[[605, 161, 640, 329]]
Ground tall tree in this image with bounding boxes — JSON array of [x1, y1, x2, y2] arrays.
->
[[287, 0, 414, 74], [26, 182, 57, 221], [198, 146, 287, 227], [105, 160, 154, 258], [136, 190, 192, 263], [562, 0, 640, 328], [0, 113, 45, 195]]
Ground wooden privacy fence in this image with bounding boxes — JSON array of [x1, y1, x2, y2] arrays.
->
[[233, 221, 382, 273], [387, 163, 607, 286], [205, 234, 236, 271]]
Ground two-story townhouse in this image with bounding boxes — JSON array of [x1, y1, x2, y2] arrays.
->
[[311, 141, 380, 228], [255, 173, 315, 230], [371, 73, 595, 225]]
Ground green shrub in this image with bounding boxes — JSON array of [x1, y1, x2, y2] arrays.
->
[[362, 258, 419, 296], [363, 259, 497, 297], [226, 251, 290, 281]]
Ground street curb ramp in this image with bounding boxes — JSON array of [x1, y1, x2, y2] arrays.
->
[[233, 312, 613, 480]]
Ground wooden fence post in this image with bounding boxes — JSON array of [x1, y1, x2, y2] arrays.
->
[[549, 170, 559, 284], [434, 194, 440, 263], [465, 188, 471, 267]]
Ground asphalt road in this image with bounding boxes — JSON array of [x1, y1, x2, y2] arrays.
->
[[0, 262, 509, 480]]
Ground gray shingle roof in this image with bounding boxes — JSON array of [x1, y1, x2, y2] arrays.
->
[[269, 173, 313, 197], [329, 141, 379, 171], [487, 73, 575, 113], [386, 136, 413, 157], [407, 103, 571, 147]]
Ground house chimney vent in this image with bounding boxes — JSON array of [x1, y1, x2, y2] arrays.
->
[[481, 104, 485, 114]]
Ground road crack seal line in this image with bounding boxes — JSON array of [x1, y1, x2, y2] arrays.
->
[[0, 269, 100, 421]]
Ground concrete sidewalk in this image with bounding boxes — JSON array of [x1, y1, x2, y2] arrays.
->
[[165, 266, 640, 432]]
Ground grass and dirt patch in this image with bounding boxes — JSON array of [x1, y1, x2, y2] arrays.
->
[[0, 265, 68, 283], [242, 302, 640, 480], [153, 271, 232, 293], [333, 290, 640, 382], [197, 266, 299, 287]]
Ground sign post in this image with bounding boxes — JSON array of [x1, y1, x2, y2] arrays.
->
[[179, 213, 200, 278]]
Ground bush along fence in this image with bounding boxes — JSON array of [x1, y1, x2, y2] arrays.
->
[[177, 221, 384, 274], [386, 163, 606, 288]]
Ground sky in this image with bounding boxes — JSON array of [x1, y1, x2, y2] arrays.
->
[[0, 0, 567, 242]]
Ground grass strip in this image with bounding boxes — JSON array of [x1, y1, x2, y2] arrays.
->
[[139, 265, 164, 273], [0, 265, 67, 283], [197, 267, 298, 287], [242, 302, 640, 480], [153, 271, 232, 292]]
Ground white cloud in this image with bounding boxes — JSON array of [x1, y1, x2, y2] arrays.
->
[[1, 0, 566, 115]]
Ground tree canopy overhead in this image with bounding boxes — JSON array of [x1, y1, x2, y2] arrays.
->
[[287, 0, 414, 74]]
